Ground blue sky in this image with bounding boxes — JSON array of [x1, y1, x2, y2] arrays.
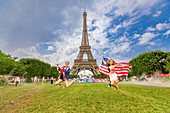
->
[[0, 0, 169, 70]]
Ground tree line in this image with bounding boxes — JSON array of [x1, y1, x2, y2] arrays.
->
[[0, 50, 170, 80], [129, 51, 170, 77], [0, 50, 60, 82]]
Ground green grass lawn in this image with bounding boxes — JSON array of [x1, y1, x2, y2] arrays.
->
[[0, 82, 169, 113]]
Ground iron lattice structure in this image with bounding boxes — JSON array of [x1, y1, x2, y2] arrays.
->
[[70, 9, 99, 76]]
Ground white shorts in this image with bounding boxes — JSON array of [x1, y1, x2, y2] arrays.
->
[[109, 73, 118, 81]]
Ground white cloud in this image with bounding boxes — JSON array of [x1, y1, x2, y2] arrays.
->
[[138, 32, 157, 45], [113, 0, 160, 17], [153, 11, 162, 17], [150, 42, 156, 45], [109, 16, 140, 34], [108, 36, 131, 54], [14, 46, 40, 58], [147, 27, 156, 31], [156, 23, 170, 30], [133, 34, 140, 38], [164, 30, 170, 35], [123, 15, 141, 28], [115, 35, 129, 42], [112, 42, 131, 54], [47, 46, 54, 51], [109, 24, 122, 33], [108, 0, 160, 34]]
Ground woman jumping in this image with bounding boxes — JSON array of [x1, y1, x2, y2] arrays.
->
[[102, 57, 129, 92], [55, 61, 74, 88]]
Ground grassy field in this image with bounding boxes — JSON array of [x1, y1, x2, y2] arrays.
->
[[0, 82, 170, 113]]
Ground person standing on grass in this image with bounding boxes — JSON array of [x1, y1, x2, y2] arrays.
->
[[55, 61, 74, 88], [34, 76, 37, 85], [12, 78, 15, 83], [50, 76, 54, 84], [15, 77, 20, 86], [102, 57, 129, 92], [42, 76, 45, 85], [108, 77, 112, 88]]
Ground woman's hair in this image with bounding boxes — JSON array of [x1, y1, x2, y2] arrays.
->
[[65, 61, 69, 64], [106, 59, 115, 66]]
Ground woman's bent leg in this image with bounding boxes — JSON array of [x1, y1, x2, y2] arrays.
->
[[55, 79, 64, 85], [116, 79, 122, 84], [65, 80, 74, 88], [111, 80, 119, 92]]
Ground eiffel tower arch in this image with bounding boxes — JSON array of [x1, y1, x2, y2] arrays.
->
[[70, 9, 99, 76]]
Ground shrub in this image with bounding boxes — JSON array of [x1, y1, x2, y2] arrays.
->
[[69, 75, 76, 79], [0, 77, 8, 86]]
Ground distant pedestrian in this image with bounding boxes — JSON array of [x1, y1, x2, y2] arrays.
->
[[42, 76, 45, 85], [34, 76, 37, 85], [12, 78, 15, 83], [15, 77, 20, 86], [108, 77, 111, 88], [145, 75, 148, 82], [50, 76, 54, 84]]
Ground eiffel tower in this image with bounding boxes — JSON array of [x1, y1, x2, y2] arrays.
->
[[70, 9, 99, 76]]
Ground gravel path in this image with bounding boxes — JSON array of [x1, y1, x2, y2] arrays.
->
[[122, 81, 170, 88]]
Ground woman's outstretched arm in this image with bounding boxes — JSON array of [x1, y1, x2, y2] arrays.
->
[[57, 64, 60, 71]]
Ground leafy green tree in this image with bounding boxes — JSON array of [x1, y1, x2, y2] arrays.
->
[[164, 61, 170, 74], [69, 74, 76, 79], [19, 58, 51, 78], [0, 50, 16, 75], [164, 53, 170, 74], [0, 50, 54, 82], [94, 74, 107, 78], [129, 51, 169, 77], [0, 77, 8, 86], [10, 62, 26, 76], [50, 66, 60, 78]]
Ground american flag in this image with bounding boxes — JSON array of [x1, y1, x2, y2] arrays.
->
[[99, 57, 131, 78]]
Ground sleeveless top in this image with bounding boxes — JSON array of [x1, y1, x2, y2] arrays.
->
[[108, 66, 115, 73], [59, 66, 70, 76], [64, 67, 70, 76]]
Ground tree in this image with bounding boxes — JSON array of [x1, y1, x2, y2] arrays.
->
[[164, 53, 170, 74], [50, 66, 60, 78], [0, 51, 16, 75], [10, 62, 26, 76], [94, 74, 107, 78], [129, 51, 168, 77], [18, 58, 51, 78], [69, 75, 76, 79]]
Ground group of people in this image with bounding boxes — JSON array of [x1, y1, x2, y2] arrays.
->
[[11, 77, 20, 86], [55, 58, 129, 92], [33, 76, 54, 85], [33, 57, 129, 92]]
